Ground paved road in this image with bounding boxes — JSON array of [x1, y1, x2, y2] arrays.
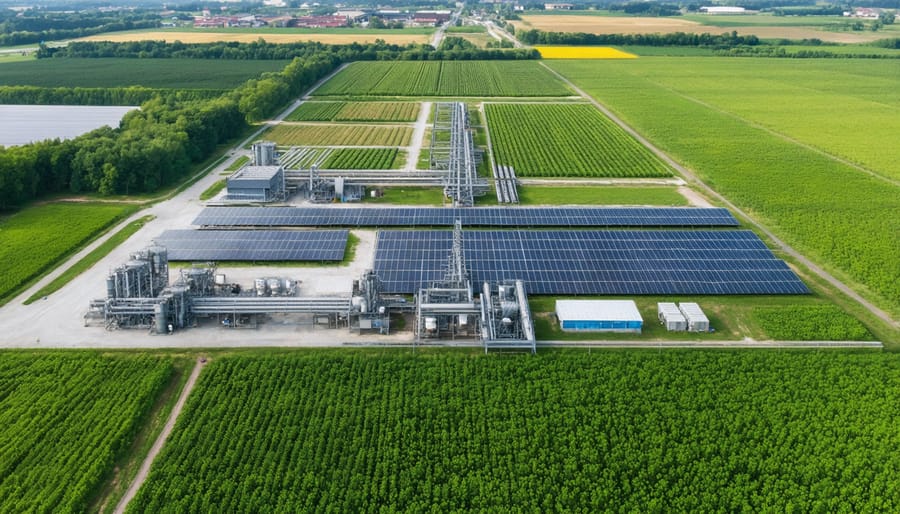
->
[[541, 62, 899, 330], [114, 358, 207, 514]]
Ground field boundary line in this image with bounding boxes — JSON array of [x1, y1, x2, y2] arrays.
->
[[113, 358, 207, 514], [540, 61, 899, 329], [648, 82, 900, 188]]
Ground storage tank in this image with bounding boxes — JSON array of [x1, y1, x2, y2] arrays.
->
[[425, 317, 437, 334], [678, 303, 710, 332]]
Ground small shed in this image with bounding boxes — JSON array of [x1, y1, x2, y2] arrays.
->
[[226, 165, 284, 202], [555, 300, 643, 333], [657, 302, 687, 331], [679, 302, 710, 332]]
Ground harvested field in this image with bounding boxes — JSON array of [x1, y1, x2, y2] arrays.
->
[[78, 31, 431, 45], [264, 124, 413, 146], [516, 15, 888, 43]]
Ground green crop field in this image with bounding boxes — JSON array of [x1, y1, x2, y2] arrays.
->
[[549, 58, 900, 316], [286, 101, 420, 122], [0, 58, 290, 89], [0, 353, 173, 513], [486, 103, 673, 177], [314, 61, 572, 97], [128, 351, 899, 512], [263, 124, 412, 146], [323, 148, 400, 169], [0, 202, 137, 304]]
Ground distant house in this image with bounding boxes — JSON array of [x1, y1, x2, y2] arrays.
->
[[295, 15, 350, 28], [412, 10, 452, 26], [544, 3, 574, 10], [260, 15, 294, 27], [700, 6, 747, 14]]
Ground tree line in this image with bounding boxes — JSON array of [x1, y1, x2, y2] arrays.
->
[[0, 86, 223, 106], [0, 9, 159, 47], [0, 42, 537, 208], [517, 29, 761, 47], [40, 39, 540, 61]]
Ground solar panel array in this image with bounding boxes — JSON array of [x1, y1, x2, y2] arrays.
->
[[193, 206, 739, 228], [374, 230, 809, 295], [156, 230, 348, 261]]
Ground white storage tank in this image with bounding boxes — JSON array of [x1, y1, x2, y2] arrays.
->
[[678, 302, 710, 332], [657, 302, 687, 332]]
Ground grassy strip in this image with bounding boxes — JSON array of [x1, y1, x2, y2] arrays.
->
[[529, 295, 863, 342], [518, 186, 688, 206], [199, 180, 226, 201], [225, 155, 250, 172], [364, 187, 446, 205], [24, 215, 155, 304], [93, 356, 195, 514]]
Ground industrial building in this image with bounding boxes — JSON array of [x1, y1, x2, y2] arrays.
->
[[555, 300, 643, 333], [657, 302, 687, 332], [225, 165, 285, 202], [679, 303, 710, 332]]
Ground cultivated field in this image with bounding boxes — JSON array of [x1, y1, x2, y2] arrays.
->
[[79, 31, 431, 45], [0, 58, 290, 89], [486, 103, 672, 178], [314, 61, 572, 97], [0, 202, 137, 304], [549, 58, 900, 315], [517, 186, 689, 206], [0, 353, 173, 513], [323, 148, 400, 169], [515, 14, 891, 43], [263, 124, 413, 146], [128, 351, 899, 512], [286, 101, 420, 122]]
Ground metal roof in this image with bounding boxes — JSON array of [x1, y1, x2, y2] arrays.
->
[[555, 300, 643, 322]]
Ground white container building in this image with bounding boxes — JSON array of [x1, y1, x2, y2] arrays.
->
[[555, 300, 643, 333], [678, 302, 710, 332], [657, 302, 687, 331]]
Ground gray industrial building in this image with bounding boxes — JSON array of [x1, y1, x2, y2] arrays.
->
[[226, 165, 285, 202]]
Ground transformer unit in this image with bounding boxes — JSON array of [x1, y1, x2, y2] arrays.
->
[[678, 302, 710, 332], [657, 302, 687, 332]]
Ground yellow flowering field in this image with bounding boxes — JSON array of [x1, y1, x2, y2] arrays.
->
[[535, 46, 637, 59]]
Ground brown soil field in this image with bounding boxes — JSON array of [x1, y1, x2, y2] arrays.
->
[[515, 15, 886, 43], [79, 31, 431, 45]]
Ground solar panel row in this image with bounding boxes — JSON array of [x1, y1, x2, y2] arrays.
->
[[156, 230, 348, 261], [192, 206, 739, 228], [373, 230, 809, 295]]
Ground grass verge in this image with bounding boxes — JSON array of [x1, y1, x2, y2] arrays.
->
[[25, 215, 155, 304], [518, 186, 688, 206], [199, 180, 226, 201]]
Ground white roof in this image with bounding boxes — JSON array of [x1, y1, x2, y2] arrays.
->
[[556, 300, 642, 322], [231, 165, 282, 180], [679, 302, 709, 321], [658, 302, 685, 319]]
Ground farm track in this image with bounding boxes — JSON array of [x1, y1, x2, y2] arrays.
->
[[114, 358, 207, 514], [541, 62, 900, 329]]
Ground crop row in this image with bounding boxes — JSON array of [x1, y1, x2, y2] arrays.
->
[[287, 102, 421, 122], [486, 103, 673, 178], [0, 354, 173, 513], [128, 352, 899, 512], [323, 148, 400, 169], [264, 124, 412, 146], [315, 61, 571, 97], [0, 202, 137, 303], [548, 59, 900, 314]]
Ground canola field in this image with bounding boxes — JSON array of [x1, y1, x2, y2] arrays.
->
[[536, 46, 637, 59]]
